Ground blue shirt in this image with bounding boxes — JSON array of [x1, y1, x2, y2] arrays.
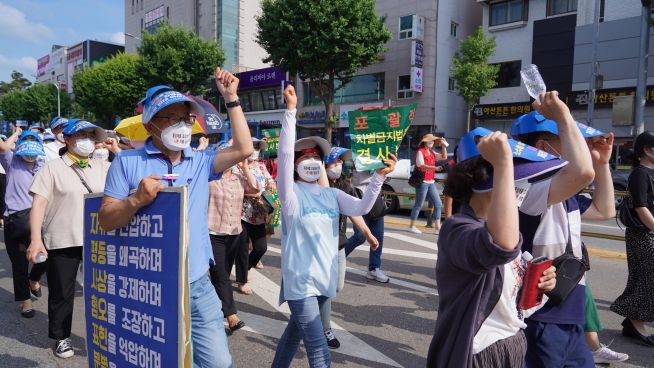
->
[[104, 138, 221, 283]]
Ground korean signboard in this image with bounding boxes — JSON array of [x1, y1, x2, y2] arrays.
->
[[37, 55, 50, 78], [411, 40, 423, 68], [261, 128, 280, 155], [84, 189, 191, 368], [349, 104, 416, 171], [472, 102, 533, 120], [411, 67, 423, 93], [566, 86, 654, 109], [238, 67, 287, 90]]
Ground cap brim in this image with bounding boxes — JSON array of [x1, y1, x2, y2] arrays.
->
[[473, 158, 568, 192], [295, 137, 330, 160], [143, 94, 203, 124]]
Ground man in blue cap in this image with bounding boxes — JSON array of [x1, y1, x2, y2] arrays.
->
[[510, 92, 622, 366], [44, 116, 69, 161], [99, 67, 252, 368]]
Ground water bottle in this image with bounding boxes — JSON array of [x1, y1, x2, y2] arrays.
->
[[520, 64, 546, 103], [35, 252, 47, 263], [441, 139, 450, 148]]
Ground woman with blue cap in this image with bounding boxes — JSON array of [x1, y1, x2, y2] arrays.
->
[[43, 116, 69, 161], [427, 128, 559, 368], [26, 119, 119, 359], [0, 128, 48, 319]]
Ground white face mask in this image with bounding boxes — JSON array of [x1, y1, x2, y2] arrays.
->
[[249, 149, 260, 161], [426, 141, 434, 148], [22, 155, 37, 163], [56, 133, 65, 143], [326, 164, 343, 180], [74, 138, 96, 157], [296, 158, 322, 182], [93, 148, 110, 161], [153, 122, 192, 151]]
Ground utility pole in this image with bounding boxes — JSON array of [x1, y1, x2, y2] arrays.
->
[[52, 82, 61, 116], [587, 0, 601, 126], [634, 0, 651, 137]]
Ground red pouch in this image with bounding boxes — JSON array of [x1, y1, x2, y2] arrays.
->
[[518, 257, 553, 310]]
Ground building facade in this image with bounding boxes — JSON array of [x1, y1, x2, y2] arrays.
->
[[124, 0, 268, 71]]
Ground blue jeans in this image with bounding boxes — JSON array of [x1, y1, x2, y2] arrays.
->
[[190, 274, 233, 368], [524, 320, 594, 368], [410, 182, 442, 221], [344, 215, 384, 271], [272, 296, 330, 368]]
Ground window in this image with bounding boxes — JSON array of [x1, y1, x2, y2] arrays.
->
[[599, 0, 605, 22], [144, 6, 166, 33], [450, 22, 458, 37], [492, 60, 522, 88], [448, 77, 456, 91], [399, 15, 414, 40], [490, 0, 527, 27], [141, 18, 144, 31], [398, 75, 414, 99], [303, 73, 385, 106], [167, 6, 170, 19], [131, 0, 134, 14], [547, 0, 577, 16]]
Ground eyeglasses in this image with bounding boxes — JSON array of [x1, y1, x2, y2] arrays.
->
[[153, 114, 197, 126]]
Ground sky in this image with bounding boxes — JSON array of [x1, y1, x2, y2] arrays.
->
[[0, 0, 125, 83]]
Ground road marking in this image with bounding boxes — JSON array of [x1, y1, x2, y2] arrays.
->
[[345, 228, 438, 253], [583, 223, 624, 231], [244, 268, 403, 367]]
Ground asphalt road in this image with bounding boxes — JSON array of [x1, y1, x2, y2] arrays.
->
[[0, 217, 652, 368]]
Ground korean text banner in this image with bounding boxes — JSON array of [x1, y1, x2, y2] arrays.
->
[[261, 128, 280, 155], [349, 104, 416, 171], [84, 189, 191, 368]]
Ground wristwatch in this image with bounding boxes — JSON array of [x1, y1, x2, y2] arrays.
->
[[226, 99, 241, 108]]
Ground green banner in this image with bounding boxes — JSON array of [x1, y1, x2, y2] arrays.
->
[[349, 104, 416, 171], [261, 128, 280, 155]]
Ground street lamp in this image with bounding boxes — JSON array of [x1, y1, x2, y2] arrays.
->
[[51, 82, 62, 117], [124, 32, 142, 41]]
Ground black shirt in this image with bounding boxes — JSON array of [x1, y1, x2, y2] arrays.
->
[[628, 165, 654, 209]]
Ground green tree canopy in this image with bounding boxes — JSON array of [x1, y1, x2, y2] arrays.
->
[[137, 24, 225, 95], [451, 27, 499, 111], [0, 70, 32, 94], [257, 0, 391, 141], [0, 83, 71, 123], [73, 52, 146, 127]]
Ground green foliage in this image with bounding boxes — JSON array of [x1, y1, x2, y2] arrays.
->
[[0, 71, 32, 94], [451, 27, 500, 111], [137, 24, 225, 95], [73, 52, 146, 127], [0, 83, 71, 123], [257, 0, 390, 140]]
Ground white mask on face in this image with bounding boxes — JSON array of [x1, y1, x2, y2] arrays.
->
[[153, 122, 193, 151], [249, 149, 260, 161], [56, 133, 65, 143], [426, 141, 434, 148], [74, 138, 96, 157], [22, 155, 37, 163], [93, 148, 110, 161], [326, 164, 343, 180], [296, 158, 322, 182]]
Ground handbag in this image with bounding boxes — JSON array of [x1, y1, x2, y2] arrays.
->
[[545, 202, 591, 305], [617, 171, 654, 231], [368, 192, 388, 220], [408, 169, 425, 188]]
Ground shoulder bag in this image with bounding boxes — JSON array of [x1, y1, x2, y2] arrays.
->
[[617, 170, 654, 231]]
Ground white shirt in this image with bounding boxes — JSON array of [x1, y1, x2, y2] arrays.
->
[[44, 141, 65, 162]]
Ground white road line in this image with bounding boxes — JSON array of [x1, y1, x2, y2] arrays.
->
[[245, 268, 403, 368], [268, 244, 436, 261], [346, 228, 438, 251], [267, 246, 438, 296], [582, 223, 624, 231]]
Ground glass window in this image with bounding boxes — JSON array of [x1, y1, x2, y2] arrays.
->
[[448, 77, 456, 91], [303, 73, 385, 106], [239, 93, 252, 112], [250, 92, 265, 111], [397, 75, 413, 99], [490, 0, 527, 27], [547, 0, 577, 16], [262, 89, 278, 110], [450, 22, 458, 37], [492, 60, 522, 88], [399, 15, 414, 40]]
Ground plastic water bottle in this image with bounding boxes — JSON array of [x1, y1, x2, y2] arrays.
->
[[520, 64, 546, 103], [522, 251, 534, 262], [35, 252, 47, 263], [441, 139, 450, 148]]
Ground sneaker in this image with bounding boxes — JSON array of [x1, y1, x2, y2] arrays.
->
[[55, 338, 74, 359], [324, 328, 340, 349], [366, 268, 390, 283], [592, 344, 629, 364], [408, 226, 422, 234]]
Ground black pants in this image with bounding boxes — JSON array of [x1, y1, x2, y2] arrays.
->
[[0, 173, 6, 216], [4, 212, 47, 302], [47, 246, 82, 340], [234, 221, 267, 283], [209, 234, 240, 317]]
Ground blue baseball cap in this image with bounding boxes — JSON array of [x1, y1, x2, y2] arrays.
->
[[18, 131, 43, 143], [28, 124, 45, 132], [43, 131, 55, 141], [325, 147, 352, 165], [511, 111, 609, 139], [142, 86, 203, 124], [457, 127, 567, 192], [63, 119, 108, 142], [15, 140, 45, 157], [49, 116, 69, 130]]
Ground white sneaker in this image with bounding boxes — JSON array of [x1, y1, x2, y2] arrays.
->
[[592, 344, 629, 364], [366, 268, 390, 283], [408, 226, 422, 234], [55, 338, 74, 359]]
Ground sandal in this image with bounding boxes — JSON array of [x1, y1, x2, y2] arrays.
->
[[238, 283, 253, 295], [255, 261, 264, 269]]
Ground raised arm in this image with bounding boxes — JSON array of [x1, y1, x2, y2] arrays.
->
[[278, 86, 299, 217], [0, 127, 22, 154], [535, 92, 595, 206], [336, 154, 397, 217], [582, 133, 616, 220]]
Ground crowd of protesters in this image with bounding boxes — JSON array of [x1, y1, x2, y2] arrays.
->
[[1, 65, 651, 368]]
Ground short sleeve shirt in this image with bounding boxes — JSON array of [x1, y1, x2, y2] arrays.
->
[[103, 139, 221, 283], [628, 165, 654, 208], [242, 161, 274, 225], [1, 150, 44, 215], [30, 156, 110, 249]]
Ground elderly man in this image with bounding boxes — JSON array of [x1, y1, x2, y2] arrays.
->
[[99, 68, 253, 368]]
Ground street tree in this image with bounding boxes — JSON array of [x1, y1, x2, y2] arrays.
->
[[0, 71, 32, 95], [256, 0, 391, 142], [451, 26, 499, 132], [73, 52, 146, 127], [0, 84, 71, 123], [137, 24, 225, 95]]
